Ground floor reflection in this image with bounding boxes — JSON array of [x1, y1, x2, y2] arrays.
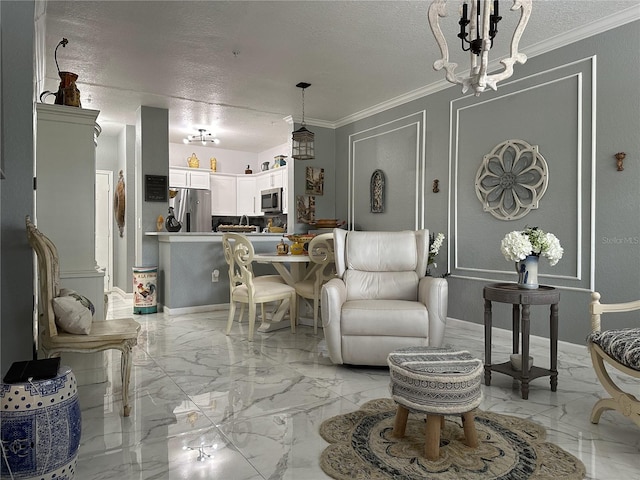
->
[[73, 294, 640, 479]]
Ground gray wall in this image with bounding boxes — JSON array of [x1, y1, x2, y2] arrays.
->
[[335, 21, 640, 345], [1, 0, 36, 375], [293, 123, 336, 230], [137, 106, 169, 269]]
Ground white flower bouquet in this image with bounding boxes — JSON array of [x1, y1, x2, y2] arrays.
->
[[427, 232, 445, 275], [500, 227, 563, 266]]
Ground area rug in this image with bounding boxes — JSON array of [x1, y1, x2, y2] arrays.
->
[[319, 398, 586, 480]]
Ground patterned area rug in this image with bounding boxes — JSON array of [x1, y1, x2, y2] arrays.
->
[[319, 398, 586, 480]]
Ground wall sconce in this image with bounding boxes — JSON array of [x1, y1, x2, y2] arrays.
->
[[615, 152, 626, 171]]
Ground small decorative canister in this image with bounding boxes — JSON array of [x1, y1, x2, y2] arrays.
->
[[276, 240, 289, 255], [1, 366, 81, 479]]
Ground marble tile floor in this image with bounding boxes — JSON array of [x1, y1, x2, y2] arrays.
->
[[74, 294, 639, 479]]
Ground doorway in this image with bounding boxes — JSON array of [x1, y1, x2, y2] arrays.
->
[[96, 170, 113, 292]]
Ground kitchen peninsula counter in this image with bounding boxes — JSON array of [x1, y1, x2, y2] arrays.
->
[[145, 232, 287, 313]]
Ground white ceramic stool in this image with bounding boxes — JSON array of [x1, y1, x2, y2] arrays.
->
[[1, 365, 81, 479]]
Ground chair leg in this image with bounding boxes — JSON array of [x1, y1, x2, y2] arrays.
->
[[226, 301, 237, 335], [248, 302, 257, 341], [238, 304, 245, 323], [313, 295, 319, 335], [289, 292, 297, 334], [120, 345, 134, 417]]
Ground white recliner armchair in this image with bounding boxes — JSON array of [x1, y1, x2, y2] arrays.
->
[[321, 229, 448, 365]]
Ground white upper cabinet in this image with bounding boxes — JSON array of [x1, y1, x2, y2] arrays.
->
[[255, 168, 284, 192], [169, 167, 211, 189], [210, 173, 237, 216]]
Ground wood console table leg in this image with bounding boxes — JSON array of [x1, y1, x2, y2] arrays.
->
[[521, 304, 531, 399], [550, 303, 559, 392], [512, 304, 520, 354], [484, 299, 492, 386]]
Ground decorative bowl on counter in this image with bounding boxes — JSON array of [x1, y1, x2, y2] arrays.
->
[[217, 225, 257, 232], [310, 219, 345, 229], [286, 234, 315, 255]]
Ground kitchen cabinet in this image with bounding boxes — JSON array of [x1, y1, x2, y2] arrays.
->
[[256, 168, 284, 191], [236, 176, 262, 216], [210, 173, 237, 216], [170, 167, 211, 189]]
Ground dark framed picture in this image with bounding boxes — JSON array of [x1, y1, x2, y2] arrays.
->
[[145, 175, 168, 202]]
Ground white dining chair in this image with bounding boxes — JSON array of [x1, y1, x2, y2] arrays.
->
[[293, 233, 336, 334], [222, 233, 297, 341]]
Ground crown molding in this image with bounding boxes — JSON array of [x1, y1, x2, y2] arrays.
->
[[333, 9, 640, 129]]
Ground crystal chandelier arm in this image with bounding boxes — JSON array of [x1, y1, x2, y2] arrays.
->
[[428, 0, 464, 87]]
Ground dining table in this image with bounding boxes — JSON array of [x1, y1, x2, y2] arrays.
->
[[252, 253, 320, 332]]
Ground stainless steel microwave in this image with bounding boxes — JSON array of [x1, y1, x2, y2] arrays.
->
[[260, 187, 282, 213]]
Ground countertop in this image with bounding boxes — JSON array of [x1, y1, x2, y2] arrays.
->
[[145, 231, 289, 242]]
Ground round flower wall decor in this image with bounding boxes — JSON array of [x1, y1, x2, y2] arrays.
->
[[475, 139, 548, 221]]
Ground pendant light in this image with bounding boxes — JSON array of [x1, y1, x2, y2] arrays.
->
[[291, 82, 315, 160], [427, 0, 532, 95]]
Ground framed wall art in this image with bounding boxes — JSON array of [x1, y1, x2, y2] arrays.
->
[[296, 195, 316, 224], [305, 166, 324, 195], [370, 169, 385, 213]]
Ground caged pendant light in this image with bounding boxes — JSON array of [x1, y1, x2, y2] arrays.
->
[[291, 82, 315, 160]]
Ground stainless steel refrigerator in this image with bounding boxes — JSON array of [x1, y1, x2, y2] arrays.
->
[[169, 188, 212, 232]]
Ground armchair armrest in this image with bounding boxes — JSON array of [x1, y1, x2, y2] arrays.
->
[[321, 278, 347, 364], [590, 291, 640, 332], [419, 276, 448, 347]]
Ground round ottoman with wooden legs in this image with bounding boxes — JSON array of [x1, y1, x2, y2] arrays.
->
[[387, 346, 484, 461]]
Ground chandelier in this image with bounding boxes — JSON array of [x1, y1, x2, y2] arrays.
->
[[427, 0, 532, 95], [183, 129, 220, 145], [291, 82, 315, 160]]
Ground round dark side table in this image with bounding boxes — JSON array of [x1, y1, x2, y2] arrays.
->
[[483, 282, 560, 400]]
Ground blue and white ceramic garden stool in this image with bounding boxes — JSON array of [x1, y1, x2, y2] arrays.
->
[[1, 365, 81, 479], [387, 346, 483, 461]]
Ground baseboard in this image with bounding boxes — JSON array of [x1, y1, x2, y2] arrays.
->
[[111, 286, 133, 300], [446, 317, 588, 356]]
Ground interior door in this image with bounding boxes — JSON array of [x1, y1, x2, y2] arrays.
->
[[96, 170, 113, 291]]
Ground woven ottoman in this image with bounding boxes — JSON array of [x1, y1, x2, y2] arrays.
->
[[387, 346, 483, 460]]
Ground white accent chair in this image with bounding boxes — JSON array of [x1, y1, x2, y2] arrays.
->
[[294, 233, 336, 334], [26, 216, 140, 416], [587, 291, 640, 427], [223, 233, 297, 341], [321, 229, 448, 365]]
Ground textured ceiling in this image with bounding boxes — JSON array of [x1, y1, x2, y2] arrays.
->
[[40, 1, 640, 152]]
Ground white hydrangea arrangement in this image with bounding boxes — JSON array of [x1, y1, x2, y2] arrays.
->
[[427, 232, 445, 275], [500, 227, 563, 266]]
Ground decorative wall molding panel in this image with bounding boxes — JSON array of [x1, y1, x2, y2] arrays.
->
[[348, 111, 426, 231], [448, 57, 596, 291]]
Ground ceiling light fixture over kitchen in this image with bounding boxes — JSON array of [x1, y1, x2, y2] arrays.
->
[[183, 128, 220, 146], [427, 0, 532, 95], [291, 82, 314, 160]]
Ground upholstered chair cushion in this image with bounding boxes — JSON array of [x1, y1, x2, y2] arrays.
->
[[588, 328, 640, 371]]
